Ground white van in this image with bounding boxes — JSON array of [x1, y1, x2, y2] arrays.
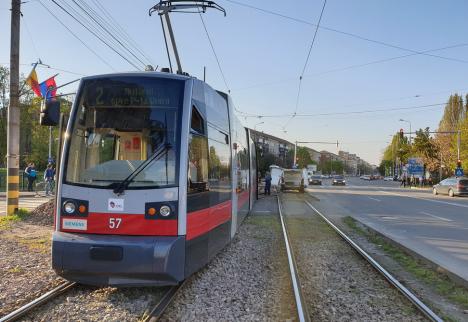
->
[[269, 165, 283, 188]]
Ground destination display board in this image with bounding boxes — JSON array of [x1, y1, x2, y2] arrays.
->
[[82, 77, 184, 108]]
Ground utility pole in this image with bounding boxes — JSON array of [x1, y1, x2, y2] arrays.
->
[[6, 0, 21, 216]]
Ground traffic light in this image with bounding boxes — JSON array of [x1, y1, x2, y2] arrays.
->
[[40, 99, 60, 126], [457, 159, 462, 168], [399, 128, 404, 139]]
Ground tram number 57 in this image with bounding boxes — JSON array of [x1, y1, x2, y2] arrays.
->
[[109, 218, 122, 229]]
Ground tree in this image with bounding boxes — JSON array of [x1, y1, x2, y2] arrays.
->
[[434, 94, 465, 172], [296, 146, 313, 168], [0, 66, 9, 168], [412, 127, 439, 172]]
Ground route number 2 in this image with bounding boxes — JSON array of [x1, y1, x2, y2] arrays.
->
[[109, 218, 122, 229]]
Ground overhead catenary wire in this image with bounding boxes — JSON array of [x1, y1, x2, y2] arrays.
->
[[241, 102, 446, 119], [231, 41, 468, 95], [197, 8, 230, 93], [283, 0, 327, 130], [71, 0, 149, 68], [76, 0, 152, 66], [55, 0, 145, 69], [196, 4, 251, 117], [89, 0, 155, 66], [49, 0, 142, 70], [38, 0, 115, 71], [223, 0, 468, 65]]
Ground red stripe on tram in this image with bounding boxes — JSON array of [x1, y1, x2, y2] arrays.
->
[[186, 200, 232, 240], [60, 213, 178, 236]]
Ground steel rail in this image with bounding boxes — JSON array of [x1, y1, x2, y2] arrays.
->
[[143, 281, 184, 322], [0, 281, 76, 322], [304, 200, 443, 322], [277, 195, 310, 322]]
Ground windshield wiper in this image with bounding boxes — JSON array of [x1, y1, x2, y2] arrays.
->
[[111, 143, 172, 195]]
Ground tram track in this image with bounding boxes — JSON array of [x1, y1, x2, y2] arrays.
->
[[0, 280, 183, 322], [0, 281, 77, 322], [277, 193, 443, 322], [142, 281, 184, 322]]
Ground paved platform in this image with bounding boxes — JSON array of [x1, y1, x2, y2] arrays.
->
[[0, 195, 53, 216]]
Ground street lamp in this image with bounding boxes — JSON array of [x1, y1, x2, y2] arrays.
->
[[399, 118, 412, 144], [254, 121, 264, 130]]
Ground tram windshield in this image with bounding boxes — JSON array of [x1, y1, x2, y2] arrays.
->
[[65, 76, 184, 188]]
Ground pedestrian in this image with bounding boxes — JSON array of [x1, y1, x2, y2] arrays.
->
[[44, 163, 55, 196], [400, 174, 406, 187], [24, 162, 37, 192], [264, 171, 272, 195]]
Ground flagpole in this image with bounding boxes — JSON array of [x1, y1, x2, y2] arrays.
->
[[18, 61, 38, 95]]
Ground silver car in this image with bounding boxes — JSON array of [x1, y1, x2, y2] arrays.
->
[[433, 177, 468, 197], [281, 169, 305, 193]]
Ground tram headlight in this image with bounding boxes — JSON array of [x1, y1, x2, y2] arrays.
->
[[64, 201, 76, 214], [159, 205, 171, 217]]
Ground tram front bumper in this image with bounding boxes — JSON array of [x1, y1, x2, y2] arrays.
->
[[52, 231, 185, 287]]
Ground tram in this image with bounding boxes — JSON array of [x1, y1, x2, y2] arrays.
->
[[51, 71, 257, 286]]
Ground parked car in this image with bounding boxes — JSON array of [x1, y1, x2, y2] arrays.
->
[[309, 175, 322, 185], [332, 175, 346, 185], [433, 177, 468, 197], [360, 175, 371, 180], [281, 169, 305, 193], [384, 176, 394, 181]]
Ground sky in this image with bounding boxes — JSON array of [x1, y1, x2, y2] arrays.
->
[[2, 0, 468, 165]]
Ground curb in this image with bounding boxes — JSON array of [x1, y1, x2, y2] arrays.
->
[[352, 217, 468, 289]]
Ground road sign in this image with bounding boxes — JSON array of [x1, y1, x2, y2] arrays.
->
[[407, 158, 424, 176], [455, 167, 464, 177]]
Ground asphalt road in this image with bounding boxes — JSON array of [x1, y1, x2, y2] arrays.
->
[[306, 177, 468, 284]]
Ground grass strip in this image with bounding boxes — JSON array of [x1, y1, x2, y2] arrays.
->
[[344, 216, 468, 309], [0, 208, 30, 230]]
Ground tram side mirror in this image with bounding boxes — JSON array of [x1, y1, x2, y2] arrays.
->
[[40, 99, 60, 126]]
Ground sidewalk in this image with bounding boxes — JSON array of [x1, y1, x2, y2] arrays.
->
[[0, 191, 51, 198]]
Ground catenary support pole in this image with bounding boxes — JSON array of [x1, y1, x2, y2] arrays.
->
[[294, 141, 297, 168], [6, 0, 21, 216]]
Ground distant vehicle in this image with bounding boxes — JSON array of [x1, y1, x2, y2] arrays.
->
[[432, 177, 468, 197], [269, 165, 283, 187], [281, 169, 305, 193], [309, 175, 322, 185], [332, 175, 346, 185], [383, 176, 394, 181], [360, 175, 371, 180]]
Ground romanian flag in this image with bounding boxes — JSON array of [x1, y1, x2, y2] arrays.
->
[[39, 76, 57, 100], [26, 69, 41, 98]]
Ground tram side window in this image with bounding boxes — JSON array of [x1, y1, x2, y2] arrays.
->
[[188, 106, 208, 193], [191, 106, 205, 135]]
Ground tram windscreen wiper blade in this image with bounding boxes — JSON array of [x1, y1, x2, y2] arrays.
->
[[111, 143, 172, 195]]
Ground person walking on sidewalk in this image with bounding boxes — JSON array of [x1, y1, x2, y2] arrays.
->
[[264, 171, 272, 195], [25, 162, 37, 192], [44, 163, 55, 196], [400, 174, 406, 188]]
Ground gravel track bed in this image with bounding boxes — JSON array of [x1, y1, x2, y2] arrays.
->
[[162, 205, 297, 321], [19, 285, 169, 322], [281, 193, 427, 321], [26, 199, 55, 226], [0, 222, 63, 317]]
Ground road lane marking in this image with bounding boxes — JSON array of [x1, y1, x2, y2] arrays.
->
[[419, 211, 452, 222], [379, 190, 468, 209], [367, 197, 381, 202]]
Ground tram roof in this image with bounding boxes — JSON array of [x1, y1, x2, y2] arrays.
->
[[80, 71, 194, 82]]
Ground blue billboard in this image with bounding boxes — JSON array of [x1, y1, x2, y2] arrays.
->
[[407, 158, 424, 176]]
